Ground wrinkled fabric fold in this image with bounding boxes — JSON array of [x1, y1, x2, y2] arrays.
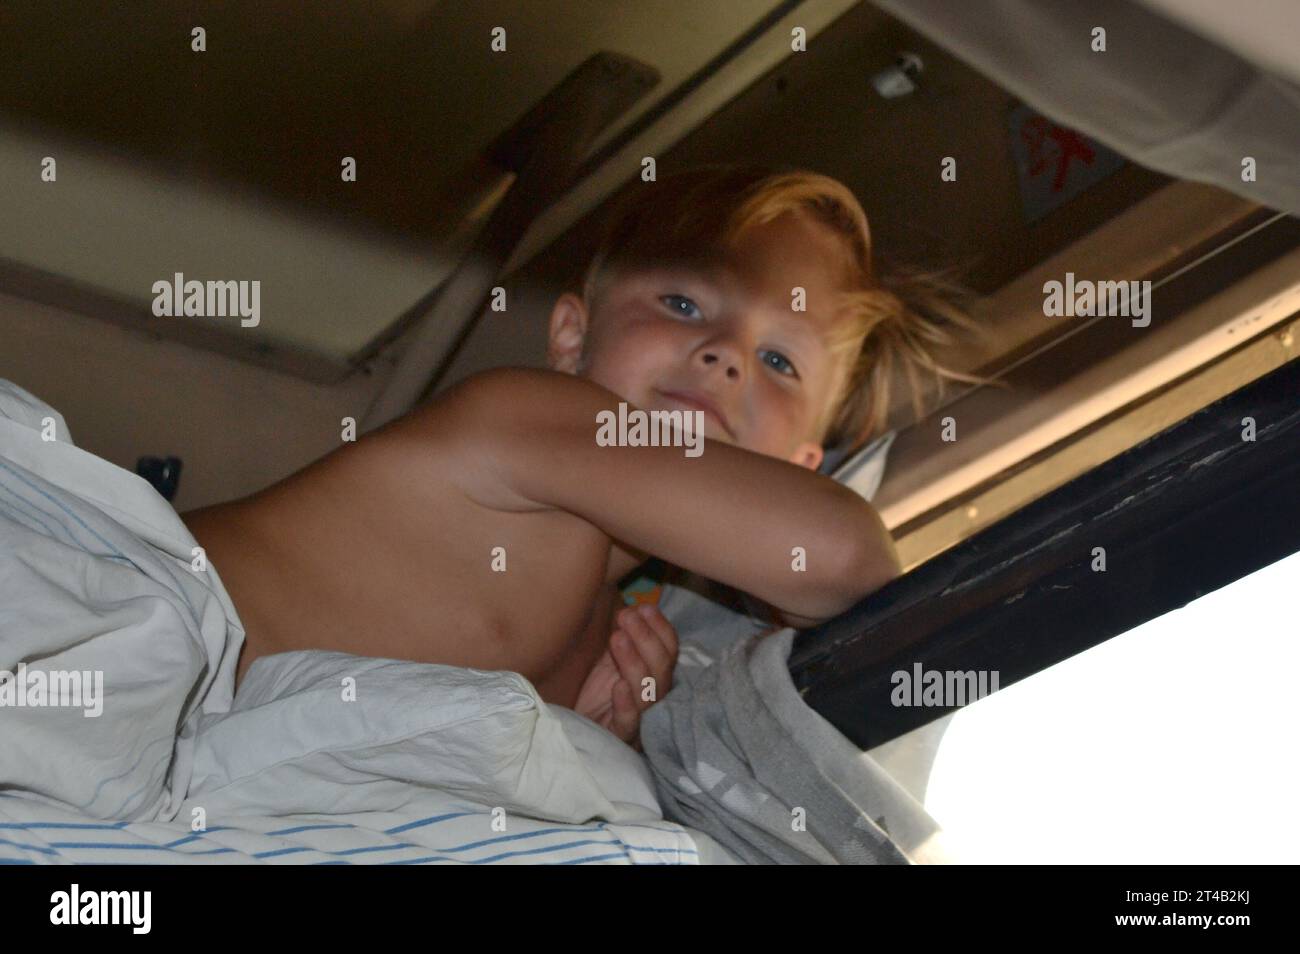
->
[[0, 379, 243, 821], [643, 591, 951, 864]]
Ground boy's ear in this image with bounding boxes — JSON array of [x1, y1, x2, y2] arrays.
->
[[787, 441, 825, 472], [547, 292, 589, 374]]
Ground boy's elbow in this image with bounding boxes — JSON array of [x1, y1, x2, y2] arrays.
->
[[858, 508, 903, 585], [831, 507, 902, 609], [777, 508, 901, 628]]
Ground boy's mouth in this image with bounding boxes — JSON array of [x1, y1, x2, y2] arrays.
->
[[654, 388, 735, 439]]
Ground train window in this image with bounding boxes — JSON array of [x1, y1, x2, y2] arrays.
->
[[924, 548, 1300, 863]]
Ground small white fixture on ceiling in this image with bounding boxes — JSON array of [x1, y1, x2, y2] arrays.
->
[[870, 51, 924, 99]]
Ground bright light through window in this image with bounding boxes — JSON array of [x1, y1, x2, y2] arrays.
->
[[924, 548, 1300, 863]]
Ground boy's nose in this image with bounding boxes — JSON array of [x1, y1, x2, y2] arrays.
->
[[698, 346, 743, 380]]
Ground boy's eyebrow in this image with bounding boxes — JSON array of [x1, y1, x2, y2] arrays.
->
[[770, 304, 834, 354]]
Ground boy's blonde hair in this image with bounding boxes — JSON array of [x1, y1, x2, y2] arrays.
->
[[581, 164, 994, 461]]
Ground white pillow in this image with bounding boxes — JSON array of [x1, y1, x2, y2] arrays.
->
[[187, 650, 663, 824], [827, 428, 897, 499]]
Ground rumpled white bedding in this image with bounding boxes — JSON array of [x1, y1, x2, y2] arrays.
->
[[0, 378, 735, 864]]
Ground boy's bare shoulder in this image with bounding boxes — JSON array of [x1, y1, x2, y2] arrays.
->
[[399, 367, 593, 512], [449, 366, 599, 412], [410, 367, 588, 431]]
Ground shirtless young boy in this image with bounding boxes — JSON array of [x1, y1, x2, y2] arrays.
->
[[181, 166, 970, 748]]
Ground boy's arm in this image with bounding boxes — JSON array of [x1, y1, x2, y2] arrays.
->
[[444, 367, 901, 627]]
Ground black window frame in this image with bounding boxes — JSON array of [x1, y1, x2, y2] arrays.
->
[[792, 353, 1300, 751]]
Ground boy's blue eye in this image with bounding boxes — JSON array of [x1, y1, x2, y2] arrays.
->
[[660, 294, 703, 320], [762, 350, 798, 377]]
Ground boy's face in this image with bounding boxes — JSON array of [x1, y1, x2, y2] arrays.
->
[[548, 210, 862, 471]]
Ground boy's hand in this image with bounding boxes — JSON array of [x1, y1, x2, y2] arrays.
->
[[573, 604, 679, 752]]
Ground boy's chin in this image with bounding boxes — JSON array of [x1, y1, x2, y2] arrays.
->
[[700, 419, 735, 444]]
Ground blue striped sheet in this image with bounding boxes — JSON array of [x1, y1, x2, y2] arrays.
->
[[0, 797, 702, 865]]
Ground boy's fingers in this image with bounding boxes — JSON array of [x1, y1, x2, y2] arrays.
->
[[610, 679, 639, 742], [610, 630, 651, 700], [617, 609, 672, 678], [636, 604, 679, 654], [640, 609, 676, 694], [627, 607, 676, 696], [622, 604, 677, 656]]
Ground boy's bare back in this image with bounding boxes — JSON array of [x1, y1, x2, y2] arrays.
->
[[182, 367, 900, 707]]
